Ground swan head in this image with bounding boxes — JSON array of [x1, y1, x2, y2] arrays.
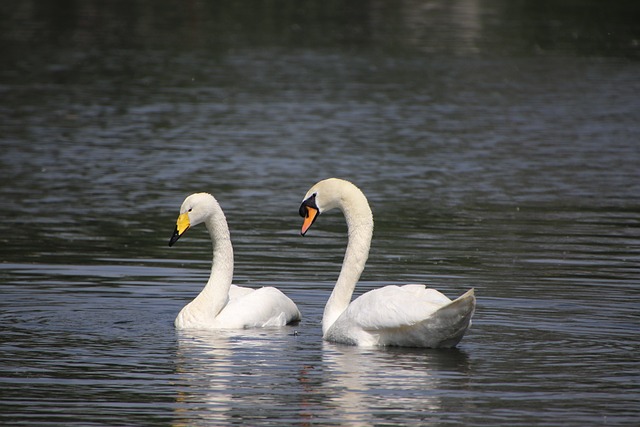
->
[[169, 192, 219, 247], [299, 178, 358, 236]]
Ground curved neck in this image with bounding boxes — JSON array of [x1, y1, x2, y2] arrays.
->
[[189, 213, 234, 320], [323, 188, 373, 335]]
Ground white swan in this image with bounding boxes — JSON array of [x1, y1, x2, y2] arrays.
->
[[298, 178, 475, 347], [169, 192, 301, 329]]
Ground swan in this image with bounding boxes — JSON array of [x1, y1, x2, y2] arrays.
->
[[298, 178, 475, 347], [169, 192, 301, 329]]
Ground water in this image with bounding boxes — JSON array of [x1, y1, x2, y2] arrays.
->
[[1, 1, 640, 425]]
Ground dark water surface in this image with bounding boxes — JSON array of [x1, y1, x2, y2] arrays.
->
[[1, 1, 639, 425]]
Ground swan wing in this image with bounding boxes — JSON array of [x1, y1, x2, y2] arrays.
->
[[228, 284, 255, 300], [347, 285, 452, 330], [215, 286, 301, 328], [328, 287, 475, 347]]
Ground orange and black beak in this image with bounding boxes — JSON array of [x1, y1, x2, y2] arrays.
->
[[299, 194, 319, 236]]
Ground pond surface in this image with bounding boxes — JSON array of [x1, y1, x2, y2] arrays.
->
[[1, 1, 639, 425]]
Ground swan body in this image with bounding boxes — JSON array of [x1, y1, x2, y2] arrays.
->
[[169, 193, 301, 329], [299, 178, 475, 347]]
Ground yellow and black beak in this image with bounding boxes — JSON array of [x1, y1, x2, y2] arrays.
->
[[169, 212, 191, 247], [299, 194, 319, 236]]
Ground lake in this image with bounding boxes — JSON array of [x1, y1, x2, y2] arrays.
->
[[1, 0, 639, 425]]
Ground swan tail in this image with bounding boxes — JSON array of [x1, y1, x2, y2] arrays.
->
[[426, 288, 476, 348]]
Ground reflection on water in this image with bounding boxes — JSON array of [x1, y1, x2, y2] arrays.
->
[[322, 343, 471, 426], [173, 328, 310, 426], [174, 331, 238, 426], [172, 329, 472, 427], [1, 0, 640, 426], [1, 0, 639, 58]]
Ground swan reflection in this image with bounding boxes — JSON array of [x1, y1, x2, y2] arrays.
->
[[172, 327, 303, 426], [321, 342, 471, 425], [171, 329, 471, 426], [173, 329, 235, 426]]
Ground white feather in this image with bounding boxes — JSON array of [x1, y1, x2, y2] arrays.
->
[[300, 178, 475, 347], [171, 193, 301, 330]]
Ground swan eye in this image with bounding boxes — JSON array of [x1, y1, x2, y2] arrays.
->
[[188, 208, 193, 213]]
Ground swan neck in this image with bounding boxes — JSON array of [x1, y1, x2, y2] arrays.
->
[[322, 189, 373, 335], [190, 213, 234, 319]]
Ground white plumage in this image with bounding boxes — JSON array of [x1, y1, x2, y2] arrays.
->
[[299, 178, 475, 347], [169, 193, 301, 329]]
